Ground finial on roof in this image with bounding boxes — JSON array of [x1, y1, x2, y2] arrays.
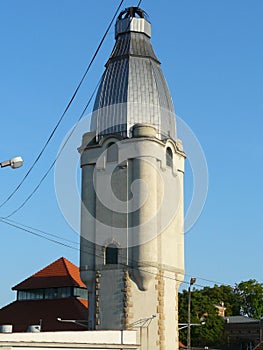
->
[[118, 7, 147, 20], [115, 6, 151, 38]]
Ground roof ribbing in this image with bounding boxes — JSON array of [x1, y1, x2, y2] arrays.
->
[[90, 7, 176, 140]]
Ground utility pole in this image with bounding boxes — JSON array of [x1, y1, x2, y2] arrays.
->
[[187, 277, 196, 350]]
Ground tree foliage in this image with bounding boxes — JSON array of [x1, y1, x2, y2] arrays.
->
[[235, 279, 263, 319], [179, 287, 226, 347], [178, 279, 263, 347]]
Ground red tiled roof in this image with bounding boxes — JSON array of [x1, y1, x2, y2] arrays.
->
[[0, 298, 88, 332], [12, 257, 86, 290], [179, 341, 187, 349]]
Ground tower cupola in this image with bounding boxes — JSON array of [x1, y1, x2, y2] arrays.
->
[[90, 7, 176, 140], [115, 7, 151, 38]]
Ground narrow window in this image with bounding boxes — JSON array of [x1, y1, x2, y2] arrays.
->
[[107, 142, 118, 162], [105, 244, 118, 264], [166, 147, 173, 167]]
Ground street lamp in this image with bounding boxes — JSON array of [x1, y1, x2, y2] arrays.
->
[[179, 321, 205, 331], [57, 317, 89, 328], [1, 156, 23, 169], [187, 277, 196, 350]]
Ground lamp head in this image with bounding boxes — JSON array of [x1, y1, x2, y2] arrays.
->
[[190, 277, 196, 285], [10, 156, 23, 169]]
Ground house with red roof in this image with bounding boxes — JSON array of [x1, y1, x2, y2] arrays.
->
[[0, 257, 88, 332]]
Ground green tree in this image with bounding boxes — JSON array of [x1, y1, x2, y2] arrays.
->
[[234, 279, 263, 318], [178, 287, 225, 347], [192, 307, 224, 347], [179, 280, 263, 347], [199, 284, 240, 316]]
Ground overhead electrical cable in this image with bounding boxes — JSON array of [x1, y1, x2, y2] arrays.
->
[[3, 218, 78, 245], [3, 78, 101, 219], [6, 214, 226, 287], [1, 218, 79, 252], [0, 217, 227, 289], [137, 0, 143, 8], [2, 0, 146, 218], [183, 273, 225, 286], [0, 0, 125, 210], [0, 216, 196, 287], [1, 0, 223, 291]]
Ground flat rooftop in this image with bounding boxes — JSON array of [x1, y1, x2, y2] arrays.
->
[[0, 330, 139, 349]]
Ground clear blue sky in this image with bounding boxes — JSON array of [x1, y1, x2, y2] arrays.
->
[[0, 0, 262, 307]]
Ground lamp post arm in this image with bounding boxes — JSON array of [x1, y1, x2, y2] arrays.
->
[[179, 322, 205, 331], [1, 156, 23, 169]]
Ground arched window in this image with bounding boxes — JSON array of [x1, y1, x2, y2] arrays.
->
[[166, 147, 173, 167], [106, 142, 118, 162], [105, 244, 118, 264]]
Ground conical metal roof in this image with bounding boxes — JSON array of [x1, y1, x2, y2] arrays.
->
[[90, 7, 176, 140]]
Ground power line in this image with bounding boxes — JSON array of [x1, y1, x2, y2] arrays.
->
[[137, 0, 143, 8], [183, 273, 226, 287], [0, 0, 125, 210], [0, 216, 186, 286], [2, 0, 145, 218], [3, 78, 101, 219], [4, 218, 79, 246], [0, 217, 227, 289], [1, 218, 79, 252], [1, 0, 224, 289]]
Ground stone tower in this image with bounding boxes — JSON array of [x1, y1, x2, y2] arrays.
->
[[79, 7, 186, 349]]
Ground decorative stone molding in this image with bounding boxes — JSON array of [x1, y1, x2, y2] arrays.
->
[[156, 270, 165, 349], [122, 270, 133, 329], [95, 270, 101, 330]]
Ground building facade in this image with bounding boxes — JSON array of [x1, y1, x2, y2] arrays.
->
[[79, 7, 186, 350], [224, 316, 263, 350], [0, 257, 88, 332]]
